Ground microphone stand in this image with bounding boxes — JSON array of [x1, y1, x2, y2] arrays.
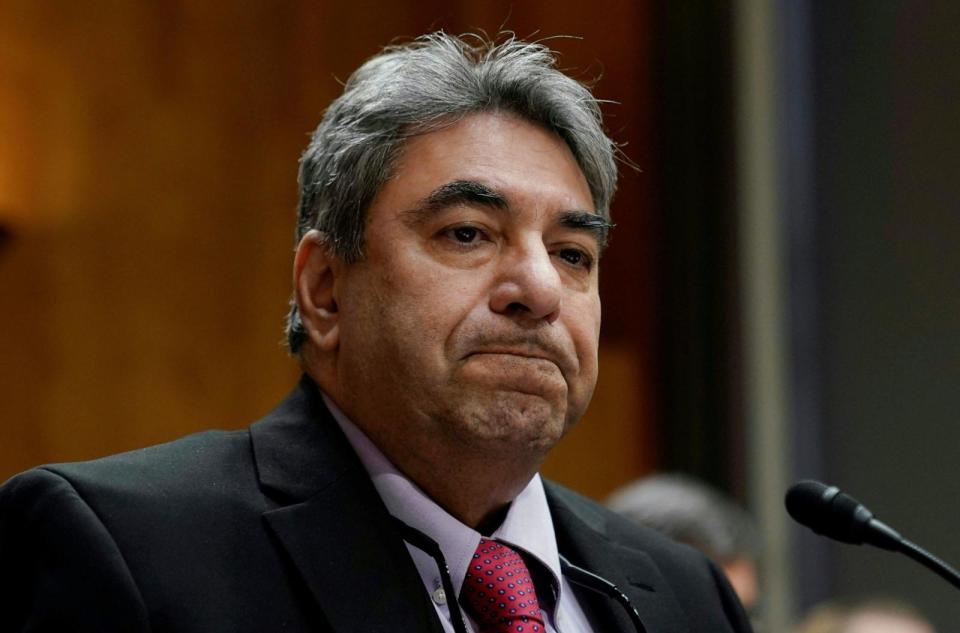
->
[[896, 538, 960, 590]]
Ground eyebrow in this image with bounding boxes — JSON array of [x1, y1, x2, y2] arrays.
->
[[403, 180, 508, 223], [559, 211, 614, 250], [404, 178, 614, 250]]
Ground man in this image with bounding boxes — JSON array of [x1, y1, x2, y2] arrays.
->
[[0, 33, 751, 632]]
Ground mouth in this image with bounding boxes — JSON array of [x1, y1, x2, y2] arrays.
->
[[465, 348, 566, 372]]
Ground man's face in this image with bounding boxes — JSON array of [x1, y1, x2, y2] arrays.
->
[[332, 112, 604, 462]]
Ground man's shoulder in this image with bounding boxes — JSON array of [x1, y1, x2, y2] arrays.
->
[[1, 427, 258, 523], [40, 428, 248, 490], [0, 376, 349, 528], [2, 377, 326, 504]]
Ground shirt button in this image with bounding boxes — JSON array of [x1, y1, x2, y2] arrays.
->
[[432, 587, 448, 606]]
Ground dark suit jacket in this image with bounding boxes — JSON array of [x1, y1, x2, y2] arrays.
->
[[0, 376, 751, 633]]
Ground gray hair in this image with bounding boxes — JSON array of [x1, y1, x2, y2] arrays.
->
[[606, 473, 759, 562], [286, 31, 619, 353]]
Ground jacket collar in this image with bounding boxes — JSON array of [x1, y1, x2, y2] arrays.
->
[[546, 481, 690, 633], [250, 376, 445, 633]]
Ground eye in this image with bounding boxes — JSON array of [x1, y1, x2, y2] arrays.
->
[[440, 224, 492, 247], [431, 222, 497, 266], [557, 247, 593, 269], [451, 226, 481, 243]]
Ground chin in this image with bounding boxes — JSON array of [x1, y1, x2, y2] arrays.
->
[[453, 392, 567, 453]]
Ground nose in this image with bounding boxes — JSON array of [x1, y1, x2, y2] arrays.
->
[[489, 242, 562, 323]]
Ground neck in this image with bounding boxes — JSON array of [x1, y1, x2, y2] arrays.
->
[[308, 367, 546, 530], [394, 444, 541, 530]]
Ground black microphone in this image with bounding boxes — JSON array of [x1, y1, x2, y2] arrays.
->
[[785, 479, 960, 590]]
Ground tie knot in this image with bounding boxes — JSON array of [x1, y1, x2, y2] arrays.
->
[[460, 538, 545, 633]]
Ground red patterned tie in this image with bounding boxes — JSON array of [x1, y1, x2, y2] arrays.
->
[[460, 538, 547, 633]]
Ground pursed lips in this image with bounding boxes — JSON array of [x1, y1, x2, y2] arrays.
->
[[464, 347, 570, 375]]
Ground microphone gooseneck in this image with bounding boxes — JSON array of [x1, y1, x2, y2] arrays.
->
[[785, 479, 960, 590]]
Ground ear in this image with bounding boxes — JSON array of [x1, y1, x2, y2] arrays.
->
[[293, 229, 341, 353]]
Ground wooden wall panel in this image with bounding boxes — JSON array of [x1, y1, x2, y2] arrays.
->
[[0, 1, 658, 499]]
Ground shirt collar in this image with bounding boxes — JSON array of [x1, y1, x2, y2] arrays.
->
[[322, 392, 564, 601]]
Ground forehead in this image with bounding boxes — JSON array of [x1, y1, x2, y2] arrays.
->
[[375, 112, 595, 217]]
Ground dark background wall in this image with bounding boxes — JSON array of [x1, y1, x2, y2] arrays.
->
[[798, 2, 960, 629]]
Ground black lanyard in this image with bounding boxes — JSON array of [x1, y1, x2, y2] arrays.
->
[[559, 554, 647, 633], [391, 516, 647, 633], [391, 517, 470, 633]]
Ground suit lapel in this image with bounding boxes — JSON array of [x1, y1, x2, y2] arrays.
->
[[252, 377, 444, 633], [262, 474, 444, 633], [546, 483, 691, 633]]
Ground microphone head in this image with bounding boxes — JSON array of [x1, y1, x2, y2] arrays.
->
[[785, 479, 876, 545]]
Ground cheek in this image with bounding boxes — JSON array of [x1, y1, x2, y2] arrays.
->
[[572, 295, 602, 350], [363, 266, 480, 362], [592, 298, 602, 340], [569, 297, 602, 391]]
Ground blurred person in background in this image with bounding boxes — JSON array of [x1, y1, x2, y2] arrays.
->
[[606, 473, 760, 612], [792, 598, 935, 633]]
